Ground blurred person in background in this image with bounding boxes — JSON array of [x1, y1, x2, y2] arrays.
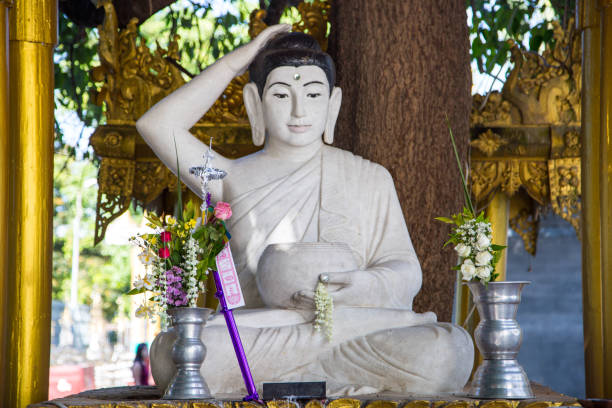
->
[[132, 343, 150, 385]]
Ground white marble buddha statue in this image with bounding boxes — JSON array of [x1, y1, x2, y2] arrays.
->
[[137, 25, 473, 396]]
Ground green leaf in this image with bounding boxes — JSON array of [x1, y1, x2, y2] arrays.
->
[[491, 244, 507, 251], [127, 287, 145, 295], [174, 137, 183, 222], [435, 216, 455, 224], [184, 200, 196, 221]]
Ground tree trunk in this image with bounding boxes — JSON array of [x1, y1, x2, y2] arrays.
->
[[328, 0, 471, 322]]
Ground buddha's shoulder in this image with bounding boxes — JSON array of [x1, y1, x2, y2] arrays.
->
[[322, 145, 394, 182]]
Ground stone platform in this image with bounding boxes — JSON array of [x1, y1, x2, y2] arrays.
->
[[29, 384, 579, 408]]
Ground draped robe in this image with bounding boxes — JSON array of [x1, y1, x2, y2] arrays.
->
[[151, 145, 473, 395]]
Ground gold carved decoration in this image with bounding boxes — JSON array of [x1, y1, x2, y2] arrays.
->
[[470, 129, 508, 157], [267, 401, 299, 408], [90, 0, 331, 244], [364, 402, 398, 408], [470, 19, 582, 255], [327, 399, 361, 408], [548, 157, 581, 234], [32, 400, 581, 408]]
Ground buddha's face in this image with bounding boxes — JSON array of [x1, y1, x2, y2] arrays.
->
[[261, 65, 331, 148]]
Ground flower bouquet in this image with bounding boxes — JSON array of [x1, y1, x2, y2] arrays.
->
[[127, 141, 233, 323], [128, 196, 232, 322], [436, 121, 505, 284]]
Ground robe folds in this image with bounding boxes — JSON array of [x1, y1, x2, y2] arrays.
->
[[228, 145, 422, 309], [151, 145, 474, 395]]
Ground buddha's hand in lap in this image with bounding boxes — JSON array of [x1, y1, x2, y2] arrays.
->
[[292, 270, 385, 308]]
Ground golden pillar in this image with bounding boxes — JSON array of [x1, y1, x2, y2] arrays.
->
[[5, 0, 57, 406], [0, 0, 11, 401], [485, 191, 509, 281], [580, 0, 612, 397], [600, 0, 612, 397]]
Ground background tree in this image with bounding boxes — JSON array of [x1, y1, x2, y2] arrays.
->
[[328, 0, 471, 321]]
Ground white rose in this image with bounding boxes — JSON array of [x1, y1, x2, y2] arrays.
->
[[475, 251, 493, 266], [475, 233, 491, 251], [454, 243, 471, 258], [460, 259, 477, 281], [476, 265, 492, 280]]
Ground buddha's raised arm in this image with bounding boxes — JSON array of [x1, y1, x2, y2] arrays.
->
[[135, 24, 290, 197]]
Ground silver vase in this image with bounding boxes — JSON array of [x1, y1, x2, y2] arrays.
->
[[467, 281, 534, 399], [163, 307, 213, 400]]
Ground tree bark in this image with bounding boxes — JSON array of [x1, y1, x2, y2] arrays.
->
[[328, 1, 471, 322]]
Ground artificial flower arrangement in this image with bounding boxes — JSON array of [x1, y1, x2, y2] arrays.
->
[[127, 149, 232, 323], [436, 122, 505, 284]]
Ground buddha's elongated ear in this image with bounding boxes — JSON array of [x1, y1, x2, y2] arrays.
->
[[243, 82, 265, 146], [323, 87, 342, 145]]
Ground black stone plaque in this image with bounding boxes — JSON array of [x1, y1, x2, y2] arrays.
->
[[262, 382, 326, 400]]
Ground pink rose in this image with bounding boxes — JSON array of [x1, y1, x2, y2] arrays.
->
[[158, 247, 170, 259], [160, 231, 172, 243], [214, 202, 232, 220]]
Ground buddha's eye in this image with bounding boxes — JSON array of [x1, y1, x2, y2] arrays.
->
[[307, 93, 321, 98], [273, 93, 289, 99]]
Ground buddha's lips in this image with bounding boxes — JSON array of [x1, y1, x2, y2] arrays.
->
[[288, 124, 311, 133]]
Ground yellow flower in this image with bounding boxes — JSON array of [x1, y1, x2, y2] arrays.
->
[[188, 219, 197, 228], [165, 215, 177, 225], [149, 236, 158, 245]]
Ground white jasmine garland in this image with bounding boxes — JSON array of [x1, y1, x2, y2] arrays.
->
[[184, 235, 200, 307], [475, 250, 493, 266], [157, 259, 169, 327], [314, 282, 333, 340]]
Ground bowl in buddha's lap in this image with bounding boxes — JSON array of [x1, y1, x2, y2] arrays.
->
[[256, 242, 358, 309]]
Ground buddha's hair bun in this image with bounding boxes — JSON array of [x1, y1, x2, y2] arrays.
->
[[248, 32, 335, 97]]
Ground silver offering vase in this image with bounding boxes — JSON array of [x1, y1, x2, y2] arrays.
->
[[163, 307, 213, 400], [467, 281, 534, 399]]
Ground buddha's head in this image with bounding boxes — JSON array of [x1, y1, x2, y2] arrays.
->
[[244, 32, 342, 149]]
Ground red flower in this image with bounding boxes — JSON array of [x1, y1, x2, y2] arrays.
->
[[160, 231, 172, 243], [158, 247, 170, 259]]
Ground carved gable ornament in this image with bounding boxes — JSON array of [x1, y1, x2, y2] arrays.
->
[[470, 20, 581, 255]]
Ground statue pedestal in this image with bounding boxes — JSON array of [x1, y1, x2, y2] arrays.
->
[[28, 384, 579, 408]]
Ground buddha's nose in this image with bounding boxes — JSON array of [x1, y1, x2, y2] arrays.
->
[[292, 96, 306, 118]]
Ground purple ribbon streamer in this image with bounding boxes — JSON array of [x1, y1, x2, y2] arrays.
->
[[212, 269, 261, 403]]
